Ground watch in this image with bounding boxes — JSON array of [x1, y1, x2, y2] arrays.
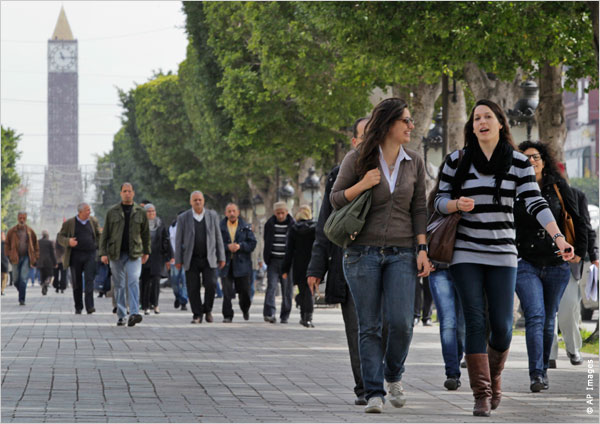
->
[[417, 244, 428, 253], [552, 233, 565, 243]]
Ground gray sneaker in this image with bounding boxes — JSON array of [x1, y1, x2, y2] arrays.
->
[[364, 396, 384, 413], [387, 381, 406, 408]]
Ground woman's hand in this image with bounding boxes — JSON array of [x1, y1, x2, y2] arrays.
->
[[417, 251, 431, 277], [456, 196, 475, 213], [360, 168, 381, 190], [555, 237, 575, 262]]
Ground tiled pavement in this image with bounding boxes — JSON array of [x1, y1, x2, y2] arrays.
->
[[1, 285, 598, 423]]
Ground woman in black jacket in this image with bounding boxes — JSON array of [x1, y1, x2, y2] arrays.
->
[[37, 230, 56, 296], [282, 205, 317, 327], [514, 140, 587, 392], [141, 204, 173, 315]]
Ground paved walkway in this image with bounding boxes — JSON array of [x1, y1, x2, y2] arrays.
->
[[1, 285, 598, 423]]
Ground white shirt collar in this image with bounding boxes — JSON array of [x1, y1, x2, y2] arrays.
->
[[378, 145, 411, 193], [192, 209, 205, 222]]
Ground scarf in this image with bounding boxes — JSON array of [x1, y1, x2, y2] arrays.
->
[[148, 216, 161, 233], [452, 140, 514, 204]]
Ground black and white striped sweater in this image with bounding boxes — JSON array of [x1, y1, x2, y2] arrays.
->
[[434, 149, 555, 267]]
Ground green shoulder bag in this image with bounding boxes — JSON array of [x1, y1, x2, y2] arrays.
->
[[323, 189, 372, 248]]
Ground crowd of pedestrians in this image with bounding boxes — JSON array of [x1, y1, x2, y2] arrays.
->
[[1, 96, 597, 419]]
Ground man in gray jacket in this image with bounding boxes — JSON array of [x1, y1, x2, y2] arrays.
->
[[175, 191, 225, 324]]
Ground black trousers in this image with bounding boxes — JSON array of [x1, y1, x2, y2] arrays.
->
[[53, 263, 68, 290], [414, 276, 433, 322], [70, 252, 96, 312], [39, 267, 53, 286], [297, 280, 314, 316], [185, 256, 216, 318], [140, 268, 160, 310], [222, 269, 251, 319]]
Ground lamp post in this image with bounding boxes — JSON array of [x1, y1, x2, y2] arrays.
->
[[507, 80, 539, 141], [422, 109, 444, 179], [279, 178, 295, 209], [301, 167, 320, 216]]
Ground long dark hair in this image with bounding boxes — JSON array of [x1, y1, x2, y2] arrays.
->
[[518, 140, 562, 183], [452, 99, 517, 201], [355, 98, 409, 177]]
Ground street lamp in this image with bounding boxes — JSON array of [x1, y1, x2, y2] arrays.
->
[[507, 80, 539, 140], [279, 178, 295, 200], [422, 109, 444, 179], [252, 194, 265, 217], [301, 167, 321, 216]]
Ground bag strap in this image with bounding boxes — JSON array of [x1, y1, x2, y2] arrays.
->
[[552, 183, 568, 216]]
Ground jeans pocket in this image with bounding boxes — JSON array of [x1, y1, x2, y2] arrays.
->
[[343, 250, 362, 266]]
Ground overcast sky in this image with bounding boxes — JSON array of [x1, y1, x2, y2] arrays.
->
[[1, 1, 188, 167]]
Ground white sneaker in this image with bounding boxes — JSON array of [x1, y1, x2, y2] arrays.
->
[[364, 396, 384, 413], [387, 381, 406, 408]]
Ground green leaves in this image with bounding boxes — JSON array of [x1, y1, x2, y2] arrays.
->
[[1, 126, 22, 230]]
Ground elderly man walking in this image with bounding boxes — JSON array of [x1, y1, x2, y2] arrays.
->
[[5, 212, 39, 306], [58, 203, 101, 314], [99, 183, 150, 327], [175, 191, 225, 324]]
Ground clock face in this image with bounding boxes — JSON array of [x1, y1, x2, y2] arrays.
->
[[49, 43, 77, 73]]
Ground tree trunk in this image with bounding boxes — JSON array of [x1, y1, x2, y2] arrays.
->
[[536, 63, 567, 163], [447, 80, 467, 151], [463, 62, 523, 111], [400, 80, 442, 152]]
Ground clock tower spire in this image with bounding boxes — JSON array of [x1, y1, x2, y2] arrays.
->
[[51, 6, 74, 41]]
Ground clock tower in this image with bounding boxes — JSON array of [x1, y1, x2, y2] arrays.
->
[[42, 7, 82, 233]]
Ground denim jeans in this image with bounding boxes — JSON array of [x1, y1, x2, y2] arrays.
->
[[110, 252, 142, 319], [263, 258, 292, 320], [450, 263, 517, 354], [169, 266, 188, 306], [12, 256, 30, 303], [429, 269, 465, 378], [515, 259, 570, 378], [343, 245, 416, 401]]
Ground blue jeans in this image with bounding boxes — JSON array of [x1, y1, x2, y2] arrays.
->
[[263, 258, 292, 320], [450, 263, 517, 354], [343, 246, 416, 401], [515, 259, 570, 378], [169, 266, 188, 306], [429, 269, 465, 378], [12, 256, 30, 303], [110, 252, 142, 319]]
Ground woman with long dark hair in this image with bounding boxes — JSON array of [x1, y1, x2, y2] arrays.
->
[[434, 99, 574, 417], [514, 140, 587, 392], [331, 97, 430, 414]]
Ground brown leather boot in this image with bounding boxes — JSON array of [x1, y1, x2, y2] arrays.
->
[[487, 346, 509, 410], [465, 353, 492, 417]]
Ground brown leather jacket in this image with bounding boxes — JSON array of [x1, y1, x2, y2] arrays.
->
[[5, 225, 39, 266]]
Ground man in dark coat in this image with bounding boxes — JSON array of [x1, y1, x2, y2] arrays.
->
[[306, 117, 368, 405], [262, 202, 295, 323], [58, 202, 101, 314], [53, 232, 67, 293], [219, 203, 257, 322]]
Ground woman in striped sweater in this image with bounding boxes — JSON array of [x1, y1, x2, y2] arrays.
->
[[434, 99, 574, 417]]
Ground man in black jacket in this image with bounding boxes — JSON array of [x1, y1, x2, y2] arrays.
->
[[220, 203, 257, 323], [262, 202, 295, 323], [306, 117, 368, 405], [550, 187, 598, 367]]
